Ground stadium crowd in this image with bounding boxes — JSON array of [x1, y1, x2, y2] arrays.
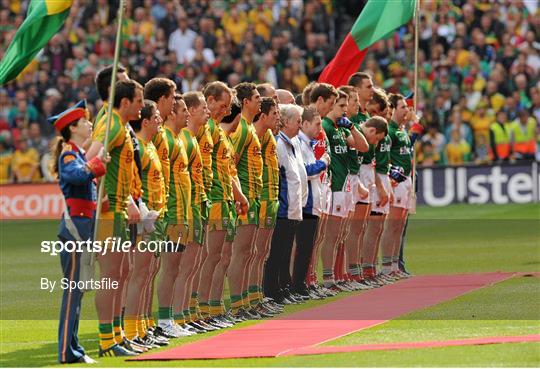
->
[[0, 0, 539, 185]]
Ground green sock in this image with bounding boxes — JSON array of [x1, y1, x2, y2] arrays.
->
[[248, 285, 259, 305], [98, 323, 115, 350], [112, 316, 122, 344], [241, 290, 249, 307], [158, 306, 171, 320], [230, 294, 242, 314]]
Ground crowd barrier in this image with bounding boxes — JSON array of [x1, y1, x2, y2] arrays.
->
[[416, 161, 539, 206]]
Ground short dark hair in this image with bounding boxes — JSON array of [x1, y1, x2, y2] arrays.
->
[[144, 78, 176, 102], [302, 82, 318, 106], [338, 85, 357, 99], [364, 116, 388, 135], [130, 99, 157, 132], [113, 80, 143, 109], [260, 97, 277, 115], [301, 105, 320, 123], [234, 82, 257, 107], [371, 88, 389, 112], [388, 93, 405, 109], [183, 91, 204, 109], [203, 81, 231, 100], [337, 90, 348, 101], [96, 64, 127, 101], [348, 72, 371, 88], [309, 83, 338, 104]]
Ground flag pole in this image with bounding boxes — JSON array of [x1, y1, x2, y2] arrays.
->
[[92, 0, 126, 245], [410, 0, 420, 214]]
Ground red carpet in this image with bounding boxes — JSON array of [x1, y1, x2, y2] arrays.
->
[[133, 272, 514, 361], [285, 334, 540, 356]]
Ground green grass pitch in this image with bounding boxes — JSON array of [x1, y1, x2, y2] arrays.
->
[[1, 203, 539, 367]]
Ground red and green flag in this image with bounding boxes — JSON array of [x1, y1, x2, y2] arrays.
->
[[0, 0, 72, 85], [318, 0, 416, 87]]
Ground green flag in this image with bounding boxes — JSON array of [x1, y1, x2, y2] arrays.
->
[[319, 0, 416, 87], [0, 0, 72, 85]]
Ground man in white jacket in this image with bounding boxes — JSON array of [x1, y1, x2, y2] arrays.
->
[[293, 106, 331, 299], [263, 104, 307, 304]]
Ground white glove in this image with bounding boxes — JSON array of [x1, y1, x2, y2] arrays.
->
[[138, 201, 158, 235]]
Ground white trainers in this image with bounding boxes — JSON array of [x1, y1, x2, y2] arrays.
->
[[172, 322, 195, 336], [157, 320, 181, 338]]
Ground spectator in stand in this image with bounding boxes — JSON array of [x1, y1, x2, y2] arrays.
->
[[1, 0, 538, 176], [11, 135, 41, 183], [489, 110, 511, 162], [8, 91, 39, 127], [421, 124, 446, 159], [509, 109, 537, 161], [446, 129, 471, 166], [418, 141, 440, 167], [445, 106, 474, 149], [168, 15, 197, 65], [27, 122, 49, 157], [0, 137, 13, 184]]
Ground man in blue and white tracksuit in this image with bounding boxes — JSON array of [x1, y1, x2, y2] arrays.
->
[[264, 104, 307, 304], [292, 107, 331, 298]]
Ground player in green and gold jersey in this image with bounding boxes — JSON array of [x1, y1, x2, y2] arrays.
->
[[123, 100, 168, 344], [249, 97, 280, 317], [86, 80, 144, 356], [158, 94, 194, 337], [174, 92, 210, 332], [196, 82, 236, 327], [228, 82, 263, 319]]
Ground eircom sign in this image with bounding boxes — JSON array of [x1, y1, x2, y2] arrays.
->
[[417, 162, 540, 206], [0, 183, 64, 219]]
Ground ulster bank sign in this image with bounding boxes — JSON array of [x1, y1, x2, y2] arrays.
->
[[417, 162, 540, 206]]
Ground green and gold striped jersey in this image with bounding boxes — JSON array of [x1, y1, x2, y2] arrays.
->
[[230, 116, 263, 200], [92, 109, 134, 214], [164, 125, 191, 223], [196, 123, 214, 195], [137, 134, 165, 214], [180, 127, 206, 206], [259, 129, 279, 201], [152, 128, 170, 199], [208, 119, 233, 202]]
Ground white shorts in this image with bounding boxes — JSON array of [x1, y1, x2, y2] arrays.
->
[[371, 173, 391, 214], [392, 176, 412, 210], [319, 177, 333, 215], [330, 191, 350, 218], [358, 164, 375, 204]]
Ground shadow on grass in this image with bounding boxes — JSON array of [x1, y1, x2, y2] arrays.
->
[[0, 333, 99, 367]]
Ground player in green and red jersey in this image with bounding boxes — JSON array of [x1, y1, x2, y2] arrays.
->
[[304, 83, 337, 297], [380, 93, 413, 281], [319, 89, 369, 291], [362, 88, 394, 288]]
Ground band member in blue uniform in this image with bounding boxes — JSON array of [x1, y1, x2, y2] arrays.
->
[[50, 100, 109, 364]]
